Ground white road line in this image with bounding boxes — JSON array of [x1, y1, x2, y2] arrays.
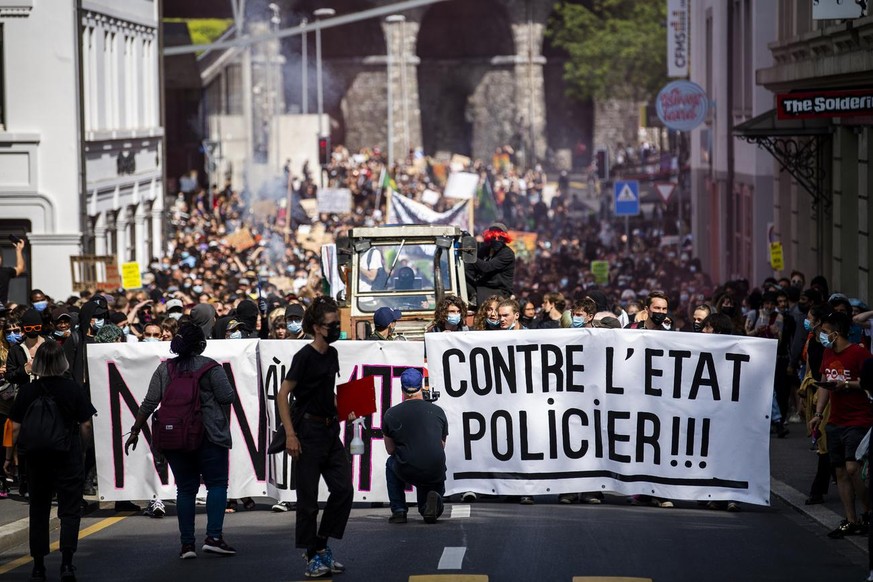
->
[[437, 547, 467, 570], [451, 504, 471, 518]]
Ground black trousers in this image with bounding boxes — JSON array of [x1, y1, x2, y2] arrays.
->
[[294, 420, 353, 549], [809, 452, 833, 498], [26, 442, 85, 558]]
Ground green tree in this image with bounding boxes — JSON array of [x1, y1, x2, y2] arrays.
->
[[547, 0, 668, 103]]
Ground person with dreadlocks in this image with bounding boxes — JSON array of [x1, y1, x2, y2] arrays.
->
[[465, 222, 516, 308]]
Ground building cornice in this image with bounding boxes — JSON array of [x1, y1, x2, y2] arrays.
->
[[0, 0, 33, 18]]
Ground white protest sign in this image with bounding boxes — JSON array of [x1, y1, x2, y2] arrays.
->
[[316, 187, 353, 214], [444, 172, 479, 200], [421, 188, 441, 206], [425, 328, 776, 505], [89, 340, 265, 501]]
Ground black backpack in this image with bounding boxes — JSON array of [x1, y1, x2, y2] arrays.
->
[[17, 383, 74, 454]]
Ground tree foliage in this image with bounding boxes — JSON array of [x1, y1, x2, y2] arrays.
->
[[547, 0, 668, 103]]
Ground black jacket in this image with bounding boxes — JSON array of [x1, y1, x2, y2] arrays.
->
[[468, 242, 515, 306]]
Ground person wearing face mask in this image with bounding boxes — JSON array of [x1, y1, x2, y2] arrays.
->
[[625, 291, 673, 333], [465, 223, 515, 308], [165, 298, 185, 322], [284, 303, 309, 340], [366, 307, 403, 341], [519, 299, 536, 330], [473, 295, 503, 331], [690, 304, 712, 332], [29, 289, 51, 331], [808, 312, 873, 539], [796, 305, 833, 506], [277, 297, 353, 579], [141, 323, 163, 343]]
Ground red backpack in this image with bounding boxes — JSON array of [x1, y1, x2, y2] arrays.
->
[[151, 360, 219, 453]]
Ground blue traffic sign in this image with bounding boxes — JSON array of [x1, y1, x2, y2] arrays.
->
[[614, 180, 640, 216]]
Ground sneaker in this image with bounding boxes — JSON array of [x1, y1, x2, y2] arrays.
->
[[179, 544, 197, 559], [827, 519, 864, 539], [787, 413, 802, 424], [271, 501, 295, 512], [658, 499, 674, 508], [30, 564, 47, 581], [519, 496, 535, 505], [558, 493, 578, 504], [460, 491, 477, 502], [60, 564, 77, 581], [423, 490, 440, 524], [304, 553, 330, 578], [202, 535, 237, 556], [144, 499, 166, 518], [581, 493, 603, 504], [726, 502, 740, 512], [195, 497, 207, 506], [388, 511, 407, 524], [318, 546, 345, 574], [225, 500, 238, 513]]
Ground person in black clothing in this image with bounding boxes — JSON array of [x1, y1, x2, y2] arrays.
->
[[466, 222, 515, 307], [799, 305, 833, 505], [5, 340, 96, 582], [383, 368, 448, 525], [0, 237, 25, 305], [213, 299, 266, 340], [277, 297, 353, 579]]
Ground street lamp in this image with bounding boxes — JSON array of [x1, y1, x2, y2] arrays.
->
[[300, 17, 308, 114], [385, 14, 405, 167], [314, 8, 335, 139]]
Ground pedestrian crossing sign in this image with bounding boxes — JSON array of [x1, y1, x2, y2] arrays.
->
[[614, 180, 640, 216]]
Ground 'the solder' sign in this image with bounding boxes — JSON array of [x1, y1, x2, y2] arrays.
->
[[777, 89, 873, 120]]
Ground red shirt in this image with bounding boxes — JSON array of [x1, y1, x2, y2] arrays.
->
[[820, 343, 873, 427]]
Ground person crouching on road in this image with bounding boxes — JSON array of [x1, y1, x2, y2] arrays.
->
[[5, 340, 95, 582], [277, 297, 353, 579], [383, 368, 448, 524], [124, 323, 237, 559]]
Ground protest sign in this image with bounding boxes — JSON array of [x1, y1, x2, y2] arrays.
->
[[121, 262, 142, 290], [317, 188, 353, 214], [223, 228, 257, 252], [444, 172, 479, 200], [591, 261, 610, 285], [89, 339, 424, 503], [424, 328, 775, 505]]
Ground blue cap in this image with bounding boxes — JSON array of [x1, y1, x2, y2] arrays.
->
[[400, 368, 423, 393], [374, 307, 402, 328]]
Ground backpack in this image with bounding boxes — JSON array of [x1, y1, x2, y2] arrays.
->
[[17, 382, 74, 454], [151, 360, 219, 453]]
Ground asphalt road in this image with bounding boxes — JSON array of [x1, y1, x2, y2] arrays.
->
[[0, 494, 867, 582]]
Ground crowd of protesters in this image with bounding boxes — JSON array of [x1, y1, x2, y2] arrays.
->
[[3, 142, 873, 577]]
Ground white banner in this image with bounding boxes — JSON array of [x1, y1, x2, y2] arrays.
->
[[89, 340, 265, 502], [260, 340, 424, 503], [387, 190, 470, 230], [424, 329, 776, 506], [667, 0, 689, 78], [88, 339, 425, 503], [444, 171, 479, 200]]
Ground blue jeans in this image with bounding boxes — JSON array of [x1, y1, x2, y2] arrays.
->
[[164, 440, 229, 545], [386, 456, 444, 517]]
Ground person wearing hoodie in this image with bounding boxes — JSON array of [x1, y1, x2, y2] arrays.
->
[[190, 303, 217, 340], [213, 299, 264, 340]]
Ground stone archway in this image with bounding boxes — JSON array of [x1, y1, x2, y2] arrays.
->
[[416, 0, 516, 160]]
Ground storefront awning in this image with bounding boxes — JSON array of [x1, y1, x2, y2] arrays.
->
[[734, 109, 833, 211]]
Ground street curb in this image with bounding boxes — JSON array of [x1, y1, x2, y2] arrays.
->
[[0, 512, 58, 556], [771, 476, 868, 554]]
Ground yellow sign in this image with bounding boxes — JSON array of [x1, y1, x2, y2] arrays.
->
[[591, 260, 610, 285], [121, 262, 142, 290], [769, 242, 784, 271]]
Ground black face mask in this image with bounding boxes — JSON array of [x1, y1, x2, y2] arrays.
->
[[720, 306, 736, 317], [649, 312, 668, 327], [520, 316, 534, 328], [25, 330, 41, 339], [490, 241, 505, 252], [692, 321, 704, 333], [325, 321, 342, 344]]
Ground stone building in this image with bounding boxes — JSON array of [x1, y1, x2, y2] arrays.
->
[[166, 0, 596, 181], [0, 0, 164, 302]]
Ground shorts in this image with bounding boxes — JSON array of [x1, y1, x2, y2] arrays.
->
[[825, 424, 869, 466]]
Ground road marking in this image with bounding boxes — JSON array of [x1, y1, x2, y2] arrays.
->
[[410, 576, 487, 581], [451, 504, 471, 518], [0, 513, 132, 576], [437, 547, 467, 570]]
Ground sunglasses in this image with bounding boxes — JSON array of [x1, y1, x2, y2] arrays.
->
[[23, 325, 42, 333]]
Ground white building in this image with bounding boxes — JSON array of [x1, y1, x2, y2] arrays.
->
[[0, 0, 163, 303], [688, 0, 779, 285]]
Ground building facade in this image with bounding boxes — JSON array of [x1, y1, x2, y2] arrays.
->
[[0, 0, 163, 303]]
